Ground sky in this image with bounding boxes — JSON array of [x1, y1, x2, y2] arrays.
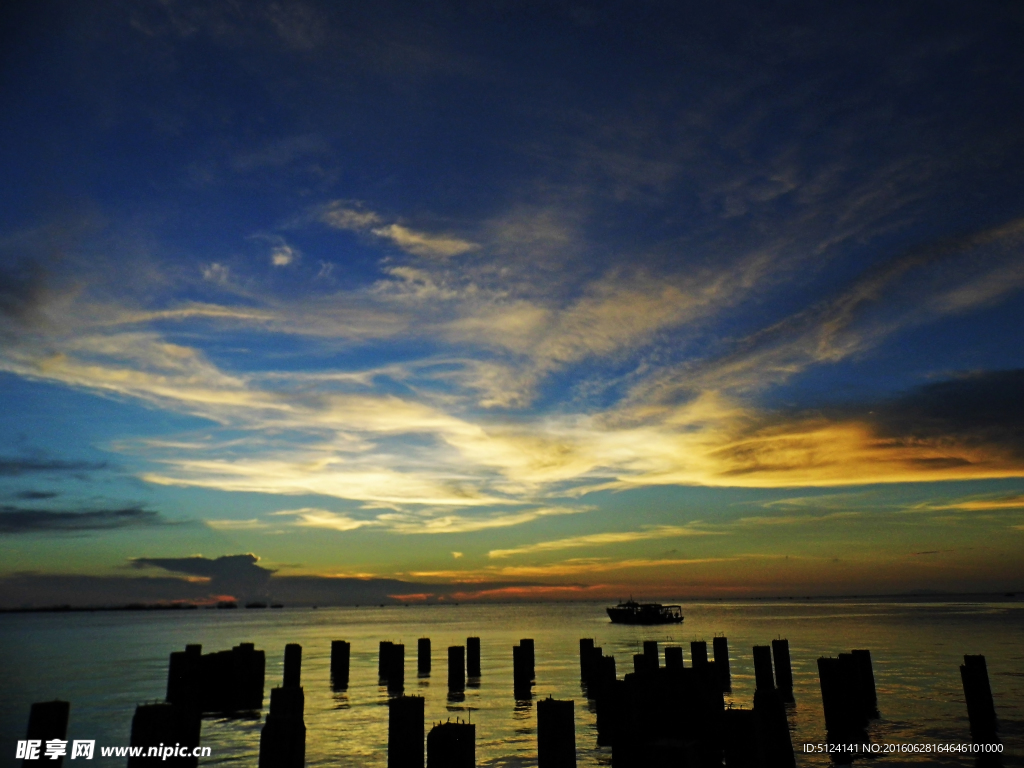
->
[[2, 0, 1024, 606]]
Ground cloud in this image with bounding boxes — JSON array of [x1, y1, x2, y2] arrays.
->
[[0, 457, 107, 476], [131, 552, 272, 577], [863, 369, 1024, 460], [488, 523, 718, 558], [412, 555, 744, 580], [904, 493, 1024, 514], [131, 553, 274, 602], [633, 218, 1024, 401], [272, 508, 374, 532], [204, 518, 272, 531], [250, 234, 301, 267], [449, 584, 606, 601], [319, 202, 477, 258], [759, 493, 869, 510], [12, 490, 59, 500], [0, 261, 49, 328], [269, 505, 586, 535], [320, 203, 382, 230], [271, 244, 298, 266], [201, 263, 230, 283], [4, 202, 1024, 515], [369, 224, 478, 258], [0, 505, 164, 534], [734, 512, 862, 526], [373, 506, 586, 534]]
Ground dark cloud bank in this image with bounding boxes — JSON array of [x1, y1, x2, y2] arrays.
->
[[0, 505, 165, 533], [0, 456, 108, 476], [0, 554, 529, 608], [867, 369, 1024, 459]]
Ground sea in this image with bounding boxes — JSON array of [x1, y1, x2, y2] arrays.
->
[[1, 599, 1021, 767]]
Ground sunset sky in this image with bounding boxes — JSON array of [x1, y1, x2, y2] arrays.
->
[[2, 1, 1023, 605]]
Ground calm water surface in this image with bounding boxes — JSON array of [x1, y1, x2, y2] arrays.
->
[[1, 600, 1021, 767]]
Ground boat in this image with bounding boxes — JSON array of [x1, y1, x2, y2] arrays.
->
[[606, 599, 683, 625]]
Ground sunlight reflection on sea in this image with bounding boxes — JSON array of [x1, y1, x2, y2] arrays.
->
[[1, 600, 1021, 767]]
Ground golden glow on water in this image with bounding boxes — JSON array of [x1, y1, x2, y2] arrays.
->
[[2, 601, 1021, 766]]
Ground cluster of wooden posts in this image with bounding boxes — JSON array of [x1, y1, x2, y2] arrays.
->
[[19, 635, 1002, 767]]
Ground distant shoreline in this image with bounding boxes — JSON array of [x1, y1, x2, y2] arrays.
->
[[1, 591, 1019, 613]]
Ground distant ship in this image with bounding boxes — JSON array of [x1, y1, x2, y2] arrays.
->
[[606, 599, 684, 625]]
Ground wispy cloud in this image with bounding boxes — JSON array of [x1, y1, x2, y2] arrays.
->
[[205, 518, 273, 531], [734, 512, 863, 526], [412, 555, 745, 580], [267, 505, 586, 535], [371, 224, 478, 258], [3, 205, 1024, 518], [632, 218, 1024, 401], [320, 202, 477, 258], [488, 523, 718, 558], [904, 493, 1024, 513], [272, 508, 373, 531]]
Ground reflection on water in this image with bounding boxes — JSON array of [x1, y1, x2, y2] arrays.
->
[[1, 600, 1022, 767]]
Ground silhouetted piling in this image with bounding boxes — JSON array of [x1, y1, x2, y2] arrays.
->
[[167, 644, 202, 708], [23, 701, 69, 767], [771, 639, 793, 702], [380, 641, 395, 680], [961, 655, 999, 744], [817, 657, 846, 733], [448, 646, 465, 693], [258, 686, 305, 768], [632, 654, 646, 675], [643, 641, 659, 670], [418, 638, 431, 676], [594, 672, 620, 747], [284, 643, 302, 689], [665, 645, 683, 671], [538, 697, 575, 768], [331, 641, 350, 689], [583, 646, 603, 692], [713, 636, 731, 692], [580, 639, 595, 682], [754, 689, 796, 768], [513, 644, 532, 698], [817, 656, 867, 745], [723, 707, 759, 767], [127, 703, 201, 767], [753, 645, 775, 693], [168, 643, 264, 713], [837, 653, 869, 725], [690, 640, 708, 667], [851, 649, 878, 717], [389, 644, 406, 693], [467, 637, 481, 677], [389, 696, 425, 768], [520, 639, 536, 679], [613, 663, 722, 768], [427, 720, 475, 768]]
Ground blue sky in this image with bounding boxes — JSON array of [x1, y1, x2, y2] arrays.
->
[[2, 0, 1023, 604]]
